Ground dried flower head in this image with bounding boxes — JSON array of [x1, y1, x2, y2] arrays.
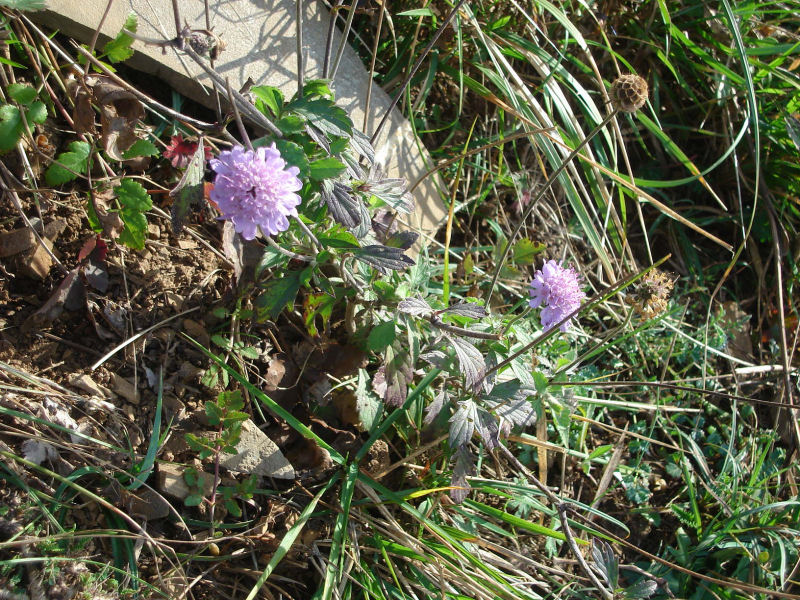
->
[[631, 269, 675, 319], [529, 260, 586, 332], [210, 144, 302, 240], [611, 74, 648, 113], [163, 135, 212, 168]]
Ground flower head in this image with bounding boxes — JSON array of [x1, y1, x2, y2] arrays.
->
[[529, 260, 586, 332], [163, 135, 212, 168], [210, 144, 302, 240]]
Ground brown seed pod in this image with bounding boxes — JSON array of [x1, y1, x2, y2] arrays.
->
[[611, 74, 648, 113]]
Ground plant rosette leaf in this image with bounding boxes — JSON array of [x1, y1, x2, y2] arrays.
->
[[114, 178, 152, 250]]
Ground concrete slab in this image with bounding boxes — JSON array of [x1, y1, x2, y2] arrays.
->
[[34, 0, 445, 244]]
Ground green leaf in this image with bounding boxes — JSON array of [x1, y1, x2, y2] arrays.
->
[[225, 499, 242, 517], [255, 267, 313, 319], [273, 139, 309, 178], [0, 0, 46, 9], [318, 228, 359, 249], [114, 178, 152, 250], [309, 157, 346, 181], [7, 83, 37, 105], [288, 96, 353, 139], [122, 137, 159, 159], [302, 79, 333, 98], [103, 14, 137, 63], [355, 369, 381, 432], [184, 494, 204, 507], [251, 85, 284, 117], [0, 105, 22, 152], [367, 321, 396, 352], [27, 101, 47, 124], [275, 114, 306, 136], [512, 238, 545, 265], [45, 141, 91, 186], [397, 8, 436, 17]]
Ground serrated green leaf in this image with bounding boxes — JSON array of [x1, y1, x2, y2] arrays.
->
[[114, 178, 151, 250], [367, 320, 396, 352], [512, 238, 545, 265], [309, 156, 346, 181], [122, 137, 158, 159], [103, 14, 137, 63], [116, 178, 152, 212], [275, 114, 306, 136], [273, 139, 309, 178], [255, 267, 313, 319], [7, 83, 37, 105], [0, 0, 46, 9], [45, 141, 91, 186], [252, 85, 284, 117]]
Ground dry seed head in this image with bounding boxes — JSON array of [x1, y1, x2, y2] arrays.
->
[[630, 269, 675, 319], [611, 74, 648, 113]]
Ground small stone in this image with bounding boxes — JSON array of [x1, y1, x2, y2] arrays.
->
[[157, 463, 213, 501], [70, 373, 113, 398], [123, 487, 171, 520], [161, 392, 186, 422], [147, 223, 161, 238], [111, 373, 139, 404], [219, 419, 295, 479], [177, 239, 198, 250]]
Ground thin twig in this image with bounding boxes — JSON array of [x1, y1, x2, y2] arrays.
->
[[225, 77, 253, 151], [85, 0, 115, 78], [329, 0, 358, 82], [323, 0, 344, 78], [296, 0, 304, 95], [171, 0, 183, 44], [363, 0, 387, 132], [558, 504, 614, 600]]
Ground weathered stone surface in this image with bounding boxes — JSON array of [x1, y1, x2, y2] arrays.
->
[[35, 0, 446, 244], [220, 419, 295, 479]]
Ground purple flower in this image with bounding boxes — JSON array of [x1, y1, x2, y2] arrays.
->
[[529, 260, 586, 332], [210, 144, 302, 240]]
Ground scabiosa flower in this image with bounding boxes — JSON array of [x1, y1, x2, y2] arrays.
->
[[209, 144, 302, 240], [529, 260, 586, 332], [163, 135, 212, 168]]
